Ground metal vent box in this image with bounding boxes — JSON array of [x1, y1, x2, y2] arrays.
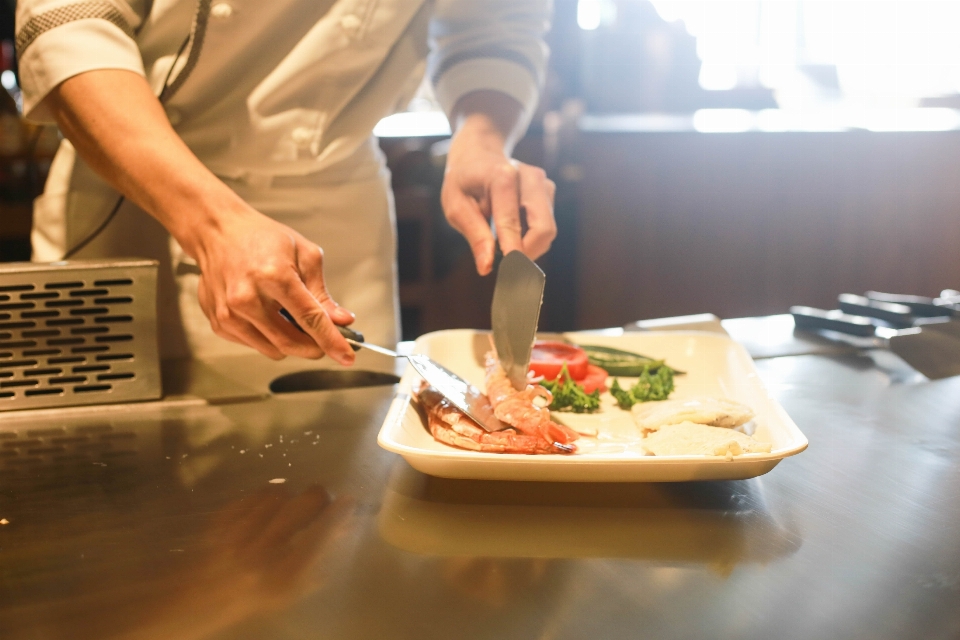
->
[[0, 260, 161, 411]]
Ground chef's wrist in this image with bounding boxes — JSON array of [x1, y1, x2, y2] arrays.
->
[[452, 113, 510, 156], [450, 90, 525, 155], [157, 181, 254, 260]]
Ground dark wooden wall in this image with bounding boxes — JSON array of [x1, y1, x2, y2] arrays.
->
[[572, 130, 960, 329]]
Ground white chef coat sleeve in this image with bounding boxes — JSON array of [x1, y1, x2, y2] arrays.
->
[[429, 0, 550, 133], [15, 0, 145, 122]]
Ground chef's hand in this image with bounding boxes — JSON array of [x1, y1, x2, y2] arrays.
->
[[442, 91, 557, 276], [44, 70, 356, 363], [191, 206, 357, 363]]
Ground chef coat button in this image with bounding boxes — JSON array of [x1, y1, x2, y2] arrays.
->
[[210, 2, 234, 19], [340, 14, 362, 34], [291, 127, 314, 146], [165, 108, 182, 125]]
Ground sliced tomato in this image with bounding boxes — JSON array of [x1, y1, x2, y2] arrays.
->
[[529, 341, 589, 381], [580, 364, 609, 394]]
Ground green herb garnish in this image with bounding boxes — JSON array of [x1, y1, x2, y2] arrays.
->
[[540, 365, 601, 413], [580, 344, 685, 377], [609, 364, 676, 409]]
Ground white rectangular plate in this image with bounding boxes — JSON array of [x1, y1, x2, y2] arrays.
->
[[377, 329, 807, 482]]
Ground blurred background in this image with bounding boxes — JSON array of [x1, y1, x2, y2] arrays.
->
[[3, 0, 960, 339]]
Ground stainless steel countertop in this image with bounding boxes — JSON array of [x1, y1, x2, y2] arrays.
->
[[1, 319, 959, 639]]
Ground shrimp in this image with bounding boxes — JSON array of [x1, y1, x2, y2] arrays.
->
[[415, 384, 561, 454], [484, 352, 580, 448]]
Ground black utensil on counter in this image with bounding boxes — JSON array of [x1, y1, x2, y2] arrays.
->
[[850, 292, 960, 340], [790, 305, 960, 380]]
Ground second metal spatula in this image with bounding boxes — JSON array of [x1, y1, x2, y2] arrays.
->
[[491, 251, 546, 390]]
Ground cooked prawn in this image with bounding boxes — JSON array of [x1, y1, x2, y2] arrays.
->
[[415, 384, 562, 454], [484, 352, 579, 448]]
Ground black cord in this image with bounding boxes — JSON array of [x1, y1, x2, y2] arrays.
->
[[62, 33, 192, 260]]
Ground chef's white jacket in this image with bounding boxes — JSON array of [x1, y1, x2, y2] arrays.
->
[[14, 0, 550, 358]]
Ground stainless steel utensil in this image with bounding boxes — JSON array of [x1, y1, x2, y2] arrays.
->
[[336, 328, 507, 432], [278, 311, 506, 431], [491, 251, 546, 391], [791, 306, 960, 379], [846, 292, 960, 340]]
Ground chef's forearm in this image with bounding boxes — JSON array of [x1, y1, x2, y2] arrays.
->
[[450, 90, 526, 157], [43, 69, 244, 258]]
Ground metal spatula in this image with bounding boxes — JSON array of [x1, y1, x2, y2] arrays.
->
[[491, 251, 546, 391], [335, 327, 508, 432], [791, 306, 960, 379], [279, 309, 506, 431]]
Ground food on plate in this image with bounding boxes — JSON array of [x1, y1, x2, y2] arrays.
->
[[485, 353, 580, 451], [609, 364, 676, 408], [413, 345, 768, 460], [412, 353, 580, 455], [540, 365, 602, 413], [642, 421, 772, 459], [529, 341, 589, 380], [632, 396, 756, 432], [529, 342, 608, 393], [580, 344, 685, 377], [415, 384, 564, 454], [532, 342, 681, 410]]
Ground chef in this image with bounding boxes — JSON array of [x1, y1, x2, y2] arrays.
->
[[14, 0, 557, 365]]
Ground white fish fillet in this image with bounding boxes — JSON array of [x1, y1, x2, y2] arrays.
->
[[631, 396, 755, 431], [642, 422, 772, 459]]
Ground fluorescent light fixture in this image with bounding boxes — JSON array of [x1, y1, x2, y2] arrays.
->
[[373, 111, 451, 138], [693, 109, 754, 133], [859, 108, 960, 132]]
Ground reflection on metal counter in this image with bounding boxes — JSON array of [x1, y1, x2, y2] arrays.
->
[[1, 316, 959, 640], [378, 461, 801, 572]]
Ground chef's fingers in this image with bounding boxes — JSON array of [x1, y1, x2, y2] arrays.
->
[[490, 162, 525, 258], [218, 274, 328, 360], [444, 186, 496, 275], [295, 241, 355, 327], [199, 275, 285, 360], [517, 164, 557, 260], [261, 274, 355, 365]]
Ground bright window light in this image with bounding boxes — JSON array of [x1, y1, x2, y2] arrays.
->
[[859, 108, 960, 133], [693, 109, 754, 133], [577, 0, 601, 30], [373, 112, 451, 138], [649, 1, 960, 105], [699, 65, 738, 91]]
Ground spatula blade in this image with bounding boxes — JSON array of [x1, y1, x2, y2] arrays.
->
[[491, 251, 546, 391], [406, 354, 507, 431], [888, 328, 960, 380]]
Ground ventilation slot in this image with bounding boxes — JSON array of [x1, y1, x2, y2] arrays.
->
[[98, 372, 135, 381], [74, 385, 112, 394], [47, 318, 83, 326], [0, 262, 159, 410], [94, 279, 133, 287]]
